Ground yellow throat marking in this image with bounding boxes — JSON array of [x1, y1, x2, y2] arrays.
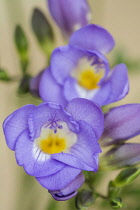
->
[[78, 68, 103, 90], [39, 135, 67, 154]]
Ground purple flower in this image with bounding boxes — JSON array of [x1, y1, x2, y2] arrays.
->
[[104, 143, 140, 169], [3, 98, 103, 200], [100, 104, 140, 168], [39, 24, 129, 107], [47, 0, 91, 37], [101, 104, 140, 146]]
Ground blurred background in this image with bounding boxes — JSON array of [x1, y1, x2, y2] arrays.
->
[[0, 0, 140, 209]]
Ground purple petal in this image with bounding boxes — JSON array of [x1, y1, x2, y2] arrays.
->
[[63, 77, 79, 101], [101, 104, 140, 145], [66, 98, 104, 139], [105, 143, 140, 168], [39, 68, 67, 106], [52, 121, 101, 171], [15, 130, 66, 177], [92, 82, 111, 106], [3, 105, 35, 150], [48, 0, 90, 37], [102, 64, 129, 105], [69, 24, 115, 54], [50, 45, 85, 85], [49, 172, 84, 201], [36, 165, 81, 191]]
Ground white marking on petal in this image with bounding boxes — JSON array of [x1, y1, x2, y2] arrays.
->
[[75, 83, 98, 99], [32, 143, 50, 162]]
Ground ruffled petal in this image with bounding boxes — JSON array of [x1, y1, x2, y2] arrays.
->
[[15, 130, 66, 177], [28, 102, 79, 140], [52, 121, 101, 171], [101, 104, 140, 145], [3, 105, 35, 150], [39, 68, 67, 106], [36, 165, 81, 191], [69, 24, 115, 54], [66, 98, 104, 139]]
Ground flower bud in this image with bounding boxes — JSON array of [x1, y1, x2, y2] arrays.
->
[[101, 104, 140, 146], [31, 8, 54, 57], [49, 172, 85, 201], [30, 70, 44, 97], [104, 143, 140, 168], [112, 168, 140, 188], [47, 0, 91, 38], [110, 197, 126, 209], [75, 189, 96, 209], [14, 25, 29, 73]]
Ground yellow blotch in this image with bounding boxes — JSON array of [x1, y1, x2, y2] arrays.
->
[[39, 135, 67, 154], [78, 68, 103, 90]]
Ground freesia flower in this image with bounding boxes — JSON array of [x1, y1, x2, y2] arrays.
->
[[47, 0, 91, 37], [3, 98, 103, 200], [39, 24, 129, 107], [100, 104, 140, 168]]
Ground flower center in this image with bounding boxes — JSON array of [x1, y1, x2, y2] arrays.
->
[[71, 57, 105, 90], [34, 121, 77, 156], [78, 68, 103, 90], [39, 135, 67, 154]]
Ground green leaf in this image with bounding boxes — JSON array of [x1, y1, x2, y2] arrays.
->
[[112, 168, 140, 188], [0, 69, 11, 81]]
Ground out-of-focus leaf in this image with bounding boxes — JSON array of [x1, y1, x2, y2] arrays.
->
[[0, 69, 11, 81]]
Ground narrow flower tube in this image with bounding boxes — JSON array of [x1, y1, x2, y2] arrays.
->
[[101, 104, 140, 146], [47, 0, 91, 37]]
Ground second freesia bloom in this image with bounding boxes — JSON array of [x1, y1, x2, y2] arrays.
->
[[39, 24, 129, 107]]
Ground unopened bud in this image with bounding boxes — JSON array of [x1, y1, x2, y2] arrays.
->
[[110, 197, 126, 209], [31, 8, 54, 57], [14, 25, 29, 73], [112, 168, 140, 188], [75, 189, 96, 209]]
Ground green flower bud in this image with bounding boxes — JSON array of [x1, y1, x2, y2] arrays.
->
[[110, 197, 126, 209], [75, 189, 96, 209], [31, 8, 54, 57], [112, 168, 140, 188], [14, 25, 29, 74]]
